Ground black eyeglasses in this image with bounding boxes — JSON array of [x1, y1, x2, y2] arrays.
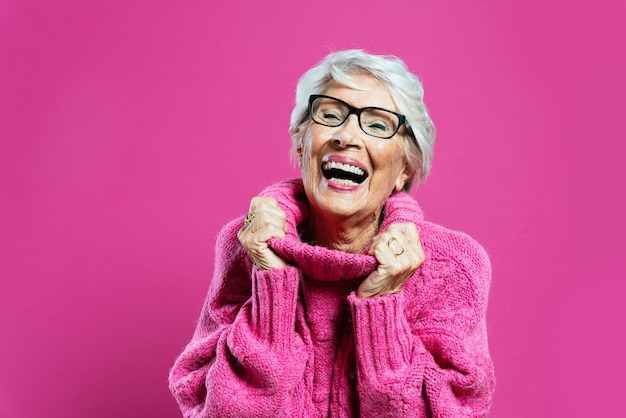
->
[[308, 95, 406, 139]]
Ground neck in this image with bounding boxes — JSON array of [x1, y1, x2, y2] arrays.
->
[[304, 207, 383, 254]]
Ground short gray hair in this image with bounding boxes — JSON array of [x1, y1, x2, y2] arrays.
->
[[289, 49, 436, 190]]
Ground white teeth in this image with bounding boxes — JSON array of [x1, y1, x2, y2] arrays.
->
[[322, 161, 365, 176], [330, 177, 358, 186]]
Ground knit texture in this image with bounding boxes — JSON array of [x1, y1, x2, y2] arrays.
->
[[169, 179, 495, 417]]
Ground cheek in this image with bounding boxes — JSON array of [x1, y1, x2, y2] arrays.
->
[[369, 141, 404, 168], [299, 141, 317, 179], [301, 130, 326, 168]]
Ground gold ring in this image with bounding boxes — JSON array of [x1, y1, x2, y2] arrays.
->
[[387, 237, 405, 257], [243, 212, 255, 229]]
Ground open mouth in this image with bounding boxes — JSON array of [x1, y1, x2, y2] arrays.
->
[[321, 161, 368, 186]]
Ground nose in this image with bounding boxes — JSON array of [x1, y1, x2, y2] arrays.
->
[[332, 114, 363, 148]]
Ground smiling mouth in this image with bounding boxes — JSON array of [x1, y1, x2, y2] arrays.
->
[[321, 161, 368, 186]]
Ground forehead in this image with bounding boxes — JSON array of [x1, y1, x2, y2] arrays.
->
[[323, 74, 398, 112]]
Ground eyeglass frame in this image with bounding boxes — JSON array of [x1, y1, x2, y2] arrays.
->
[[307, 94, 407, 139]]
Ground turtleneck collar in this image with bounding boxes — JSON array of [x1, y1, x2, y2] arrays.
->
[[264, 179, 424, 282]]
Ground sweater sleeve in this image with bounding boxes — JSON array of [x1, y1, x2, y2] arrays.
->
[[168, 219, 311, 417], [347, 234, 495, 417]]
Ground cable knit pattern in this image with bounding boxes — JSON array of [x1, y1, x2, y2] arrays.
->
[[169, 179, 495, 417]]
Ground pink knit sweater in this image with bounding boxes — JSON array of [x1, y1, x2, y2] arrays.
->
[[169, 179, 495, 417]]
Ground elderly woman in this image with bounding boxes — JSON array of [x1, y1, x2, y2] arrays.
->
[[169, 50, 495, 417]]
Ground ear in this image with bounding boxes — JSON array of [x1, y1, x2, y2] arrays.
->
[[294, 130, 307, 168], [296, 145, 303, 168], [394, 162, 413, 192]]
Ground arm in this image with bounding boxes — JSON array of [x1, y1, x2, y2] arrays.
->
[[349, 234, 494, 417], [168, 219, 310, 417]]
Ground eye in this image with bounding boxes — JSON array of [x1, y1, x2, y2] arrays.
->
[[361, 109, 399, 137], [321, 111, 342, 122], [366, 121, 390, 132], [315, 101, 347, 125], [363, 116, 393, 133]]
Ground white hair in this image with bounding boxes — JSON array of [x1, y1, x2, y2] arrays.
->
[[289, 49, 436, 190]]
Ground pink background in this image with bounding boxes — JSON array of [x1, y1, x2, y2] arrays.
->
[[1, 0, 624, 416]]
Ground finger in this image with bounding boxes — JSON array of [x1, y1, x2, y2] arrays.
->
[[251, 222, 286, 242], [395, 224, 424, 266], [239, 223, 286, 262], [369, 237, 403, 274], [247, 198, 287, 232], [386, 222, 419, 244], [249, 196, 281, 212], [380, 224, 422, 263], [238, 203, 286, 240], [248, 213, 287, 236], [371, 232, 421, 278], [240, 220, 286, 245], [400, 223, 419, 245], [373, 229, 407, 258], [359, 225, 423, 298], [387, 237, 405, 256]]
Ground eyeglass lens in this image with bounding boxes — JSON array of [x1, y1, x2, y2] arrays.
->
[[310, 96, 401, 139]]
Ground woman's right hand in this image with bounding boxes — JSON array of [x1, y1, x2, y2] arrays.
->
[[237, 197, 288, 270]]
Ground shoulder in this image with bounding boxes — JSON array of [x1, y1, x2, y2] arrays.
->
[[258, 178, 306, 206], [210, 218, 252, 300], [419, 221, 491, 281], [383, 192, 490, 284], [403, 221, 491, 335], [199, 216, 259, 326], [215, 217, 247, 259], [403, 220, 492, 324]]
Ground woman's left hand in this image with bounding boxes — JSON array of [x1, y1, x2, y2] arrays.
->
[[357, 222, 425, 298]]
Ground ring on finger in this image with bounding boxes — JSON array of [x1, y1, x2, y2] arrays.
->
[[387, 237, 405, 257], [243, 212, 255, 229]]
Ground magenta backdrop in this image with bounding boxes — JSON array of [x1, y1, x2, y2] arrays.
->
[[1, 0, 625, 417]]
